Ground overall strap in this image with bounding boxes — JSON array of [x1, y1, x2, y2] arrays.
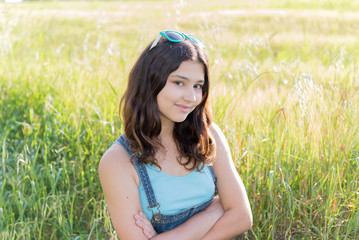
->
[[208, 165, 218, 194], [116, 135, 162, 221], [116, 135, 136, 160]]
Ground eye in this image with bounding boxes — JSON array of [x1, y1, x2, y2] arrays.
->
[[174, 81, 183, 86], [194, 84, 203, 89]]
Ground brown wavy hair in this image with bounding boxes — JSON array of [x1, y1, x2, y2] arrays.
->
[[119, 35, 215, 171]]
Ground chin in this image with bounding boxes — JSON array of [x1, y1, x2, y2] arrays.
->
[[172, 115, 190, 123], [173, 118, 187, 123]]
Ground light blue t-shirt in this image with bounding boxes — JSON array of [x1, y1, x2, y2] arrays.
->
[[139, 163, 215, 221]]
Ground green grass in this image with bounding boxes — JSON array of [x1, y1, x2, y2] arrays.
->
[[1, 0, 358, 239]]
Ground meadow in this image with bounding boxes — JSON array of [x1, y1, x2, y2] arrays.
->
[[0, 0, 358, 239]]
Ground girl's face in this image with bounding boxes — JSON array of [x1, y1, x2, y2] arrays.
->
[[157, 60, 204, 126]]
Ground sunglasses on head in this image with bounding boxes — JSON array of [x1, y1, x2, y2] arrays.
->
[[149, 31, 206, 50]]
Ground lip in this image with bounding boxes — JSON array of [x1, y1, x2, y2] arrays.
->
[[176, 104, 192, 113]]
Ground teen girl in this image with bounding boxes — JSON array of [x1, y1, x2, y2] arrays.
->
[[99, 31, 252, 239]]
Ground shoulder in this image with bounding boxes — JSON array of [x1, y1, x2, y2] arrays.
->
[[99, 141, 130, 171], [208, 122, 233, 174], [98, 140, 139, 186], [98, 140, 147, 239], [209, 122, 231, 154], [209, 122, 224, 139]]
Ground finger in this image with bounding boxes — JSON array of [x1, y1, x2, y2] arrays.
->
[[139, 212, 148, 221], [143, 223, 157, 237], [135, 212, 146, 221], [142, 222, 152, 232], [135, 219, 144, 228], [143, 228, 154, 238], [134, 213, 143, 220], [138, 215, 151, 225], [144, 228, 155, 239], [135, 213, 157, 237], [141, 216, 151, 224]]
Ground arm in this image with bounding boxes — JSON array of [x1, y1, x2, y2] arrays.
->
[[149, 196, 224, 240], [201, 123, 253, 239], [135, 123, 252, 239], [98, 143, 148, 240]]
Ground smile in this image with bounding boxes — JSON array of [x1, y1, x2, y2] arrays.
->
[[176, 104, 192, 112]]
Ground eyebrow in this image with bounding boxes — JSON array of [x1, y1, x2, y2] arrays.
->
[[170, 74, 205, 83]]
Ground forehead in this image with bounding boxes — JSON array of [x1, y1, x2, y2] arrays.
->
[[168, 61, 205, 81]]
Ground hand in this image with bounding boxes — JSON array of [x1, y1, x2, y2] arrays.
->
[[134, 211, 158, 239], [205, 196, 224, 220]]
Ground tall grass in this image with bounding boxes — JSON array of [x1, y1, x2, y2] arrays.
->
[[1, 0, 358, 239]]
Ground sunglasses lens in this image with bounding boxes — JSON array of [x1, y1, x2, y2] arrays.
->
[[165, 31, 184, 41], [151, 31, 205, 51], [187, 35, 205, 48], [188, 36, 199, 44]]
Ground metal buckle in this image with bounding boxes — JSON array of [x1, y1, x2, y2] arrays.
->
[[147, 203, 161, 221], [153, 213, 161, 221]]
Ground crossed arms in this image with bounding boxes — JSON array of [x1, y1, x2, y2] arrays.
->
[[99, 124, 252, 239]]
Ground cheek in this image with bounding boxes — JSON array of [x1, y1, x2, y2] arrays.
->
[[196, 92, 203, 104]]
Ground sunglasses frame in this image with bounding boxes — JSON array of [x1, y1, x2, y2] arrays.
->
[[149, 30, 205, 50]]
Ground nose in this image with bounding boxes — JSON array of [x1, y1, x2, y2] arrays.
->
[[183, 87, 197, 103]]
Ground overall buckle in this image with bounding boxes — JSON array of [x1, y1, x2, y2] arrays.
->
[[147, 203, 161, 221]]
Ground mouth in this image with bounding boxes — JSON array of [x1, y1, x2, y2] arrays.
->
[[176, 104, 192, 113]]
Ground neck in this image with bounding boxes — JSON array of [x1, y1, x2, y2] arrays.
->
[[159, 118, 175, 142]]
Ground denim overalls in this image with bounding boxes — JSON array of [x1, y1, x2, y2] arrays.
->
[[117, 135, 217, 233]]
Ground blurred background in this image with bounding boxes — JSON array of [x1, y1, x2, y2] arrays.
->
[[0, 0, 358, 239]]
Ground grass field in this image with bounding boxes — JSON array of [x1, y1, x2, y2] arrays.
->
[[1, 0, 358, 239]]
